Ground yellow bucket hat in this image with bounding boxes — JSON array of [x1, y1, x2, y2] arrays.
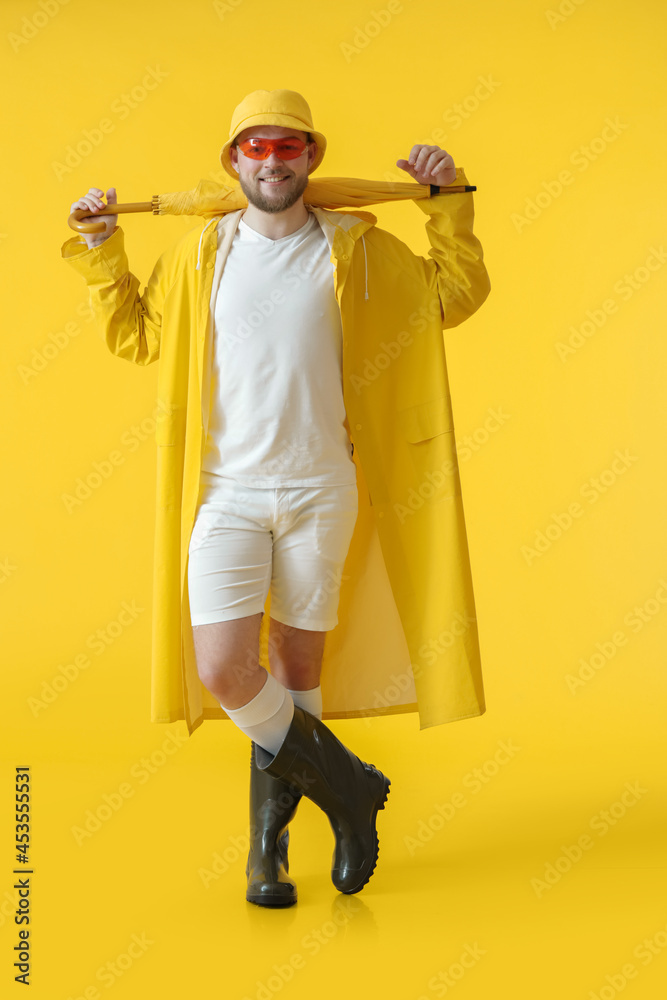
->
[[219, 88, 327, 179]]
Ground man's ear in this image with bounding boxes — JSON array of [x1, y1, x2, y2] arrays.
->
[[230, 146, 239, 174]]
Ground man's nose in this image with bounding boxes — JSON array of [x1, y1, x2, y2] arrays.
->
[[264, 151, 287, 168]]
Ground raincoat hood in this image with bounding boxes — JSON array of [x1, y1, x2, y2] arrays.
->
[[153, 172, 447, 286], [193, 206, 372, 307]]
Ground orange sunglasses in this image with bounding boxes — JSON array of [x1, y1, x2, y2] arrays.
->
[[236, 136, 310, 160]]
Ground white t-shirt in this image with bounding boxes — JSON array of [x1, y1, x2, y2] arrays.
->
[[200, 209, 356, 490]]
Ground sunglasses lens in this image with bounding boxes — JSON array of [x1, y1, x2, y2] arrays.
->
[[238, 138, 307, 160], [277, 140, 307, 159]]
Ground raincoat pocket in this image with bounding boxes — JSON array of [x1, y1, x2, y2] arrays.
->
[[397, 395, 458, 501], [397, 395, 453, 441]]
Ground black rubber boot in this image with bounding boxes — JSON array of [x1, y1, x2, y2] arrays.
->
[[245, 740, 304, 907], [254, 706, 391, 894]]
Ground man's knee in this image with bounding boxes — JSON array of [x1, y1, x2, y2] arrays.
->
[[268, 621, 326, 689], [192, 614, 263, 695], [197, 656, 260, 696]]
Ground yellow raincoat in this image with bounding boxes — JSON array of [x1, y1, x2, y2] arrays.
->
[[61, 166, 490, 735]]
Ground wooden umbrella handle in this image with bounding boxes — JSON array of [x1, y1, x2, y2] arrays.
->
[[68, 197, 159, 234]]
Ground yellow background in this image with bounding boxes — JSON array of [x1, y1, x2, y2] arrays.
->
[[1, 0, 666, 997]]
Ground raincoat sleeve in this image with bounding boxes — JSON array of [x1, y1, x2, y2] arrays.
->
[[60, 225, 165, 366], [414, 166, 491, 329]]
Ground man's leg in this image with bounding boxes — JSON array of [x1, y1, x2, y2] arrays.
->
[[192, 612, 294, 756], [268, 618, 325, 718], [192, 611, 266, 708], [192, 612, 303, 907], [187, 484, 312, 906], [190, 483, 389, 897]]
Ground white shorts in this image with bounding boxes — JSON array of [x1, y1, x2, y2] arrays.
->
[[187, 477, 359, 631]]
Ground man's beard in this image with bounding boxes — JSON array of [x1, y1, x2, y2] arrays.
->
[[239, 170, 310, 214]]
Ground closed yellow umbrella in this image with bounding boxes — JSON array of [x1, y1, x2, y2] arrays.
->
[[67, 175, 476, 234]]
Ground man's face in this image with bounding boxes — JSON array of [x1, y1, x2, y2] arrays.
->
[[230, 125, 317, 214]]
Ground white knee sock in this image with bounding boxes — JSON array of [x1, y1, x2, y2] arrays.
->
[[220, 671, 294, 756], [287, 685, 323, 720]]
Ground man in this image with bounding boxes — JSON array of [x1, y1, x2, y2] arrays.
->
[[63, 89, 490, 908]]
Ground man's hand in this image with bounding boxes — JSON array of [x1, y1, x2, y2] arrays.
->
[[396, 145, 456, 187]]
